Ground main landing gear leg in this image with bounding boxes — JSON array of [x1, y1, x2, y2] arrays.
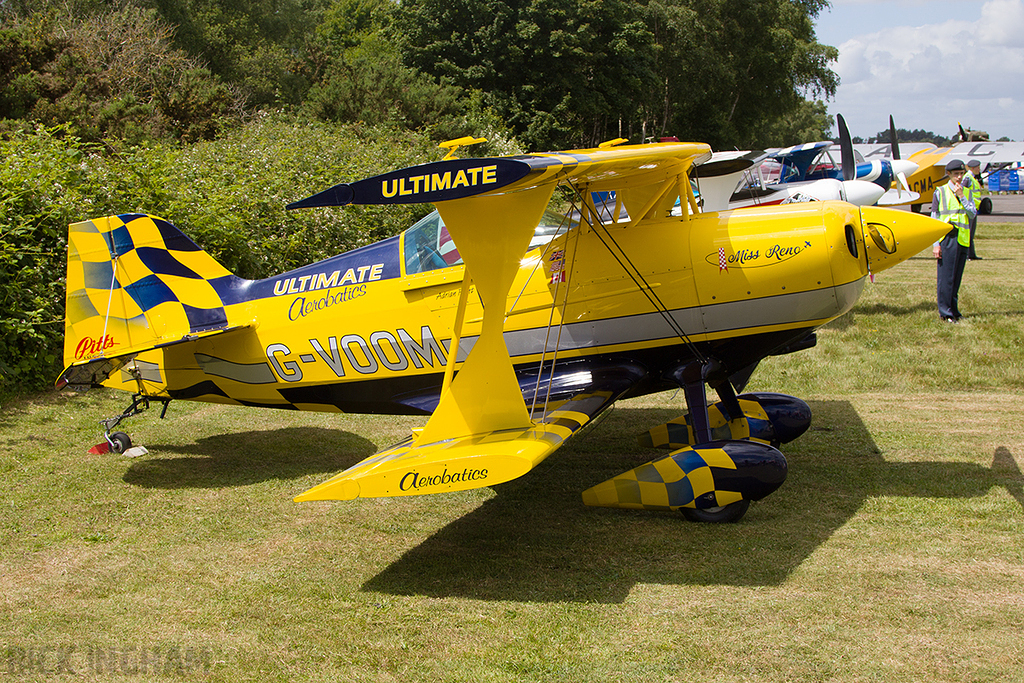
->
[[582, 359, 788, 522], [673, 361, 714, 444], [668, 360, 757, 522], [90, 393, 171, 456], [670, 359, 745, 438]]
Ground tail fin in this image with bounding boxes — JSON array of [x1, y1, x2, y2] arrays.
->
[[59, 214, 246, 388]]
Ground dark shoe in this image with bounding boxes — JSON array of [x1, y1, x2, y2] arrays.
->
[[941, 316, 958, 323]]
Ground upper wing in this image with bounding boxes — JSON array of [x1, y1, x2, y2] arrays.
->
[[950, 141, 1024, 166], [847, 142, 937, 160], [290, 141, 711, 501], [889, 141, 1024, 169], [694, 150, 767, 212]]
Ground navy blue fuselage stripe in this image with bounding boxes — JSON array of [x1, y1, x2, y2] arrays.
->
[[244, 235, 401, 300], [136, 246, 202, 279], [125, 274, 177, 311], [207, 274, 252, 306]]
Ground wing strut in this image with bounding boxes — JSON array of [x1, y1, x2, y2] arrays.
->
[[440, 267, 473, 396], [527, 195, 586, 417], [415, 184, 556, 445]]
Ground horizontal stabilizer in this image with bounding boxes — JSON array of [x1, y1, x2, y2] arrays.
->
[[57, 325, 253, 389]]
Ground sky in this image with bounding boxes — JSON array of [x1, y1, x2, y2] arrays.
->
[[813, 0, 1024, 141]]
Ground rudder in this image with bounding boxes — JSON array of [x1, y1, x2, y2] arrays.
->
[[60, 214, 245, 387]]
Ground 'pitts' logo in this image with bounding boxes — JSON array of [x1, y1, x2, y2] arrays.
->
[[75, 335, 118, 359], [707, 241, 812, 271]]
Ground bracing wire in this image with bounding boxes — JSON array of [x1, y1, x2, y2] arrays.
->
[[526, 202, 581, 419], [565, 179, 708, 366]]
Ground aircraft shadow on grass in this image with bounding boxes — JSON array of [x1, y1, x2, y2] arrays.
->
[[122, 427, 375, 489], [363, 400, 1023, 604]]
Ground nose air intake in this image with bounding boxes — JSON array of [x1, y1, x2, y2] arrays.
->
[[859, 206, 951, 274]]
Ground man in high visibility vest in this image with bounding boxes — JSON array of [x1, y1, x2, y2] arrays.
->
[[966, 159, 983, 260], [931, 158, 976, 322]]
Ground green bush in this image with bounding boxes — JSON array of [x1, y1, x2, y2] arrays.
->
[[0, 7, 242, 143], [0, 115, 458, 396]]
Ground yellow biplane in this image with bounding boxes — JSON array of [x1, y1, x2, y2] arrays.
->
[[857, 123, 1024, 213], [57, 137, 949, 522]]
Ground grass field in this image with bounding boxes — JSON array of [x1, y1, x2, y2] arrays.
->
[[2, 224, 1023, 682]]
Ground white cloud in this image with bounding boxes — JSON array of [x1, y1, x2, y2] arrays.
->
[[978, 0, 1024, 46], [828, 0, 1024, 140]]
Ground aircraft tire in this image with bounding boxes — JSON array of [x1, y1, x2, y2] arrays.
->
[[109, 431, 131, 454], [680, 499, 750, 523], [979, 197, 992, 215]]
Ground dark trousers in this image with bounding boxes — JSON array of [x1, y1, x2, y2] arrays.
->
[[969, 216, 979, 259], [937, 230, 967, 319]]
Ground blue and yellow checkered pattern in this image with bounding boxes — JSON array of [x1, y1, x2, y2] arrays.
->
[[63, 214, 235, 372], [638, 397, 774, 449], [582, 439, 787, 511], [582, 444, 743, 511]]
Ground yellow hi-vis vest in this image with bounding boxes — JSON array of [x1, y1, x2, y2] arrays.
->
[[935, 183, 971, 247], [966, 171, 983, 203]]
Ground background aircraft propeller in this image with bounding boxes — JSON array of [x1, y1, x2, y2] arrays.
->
[[837, 113, 885, 205], [838, 114, 855, 183], [883, 115, 918, 204], [890, 115, 900, 161]]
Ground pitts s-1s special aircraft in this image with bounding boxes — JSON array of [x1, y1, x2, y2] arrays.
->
[[57, 137, 950, 522]]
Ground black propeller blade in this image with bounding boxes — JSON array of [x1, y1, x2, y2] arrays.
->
[[838, 114, 855, 182], [889, 115, 900, 160]]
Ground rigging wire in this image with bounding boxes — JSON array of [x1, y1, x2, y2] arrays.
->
[[526, 199, 581, 419], [565, 178, 709, 366]]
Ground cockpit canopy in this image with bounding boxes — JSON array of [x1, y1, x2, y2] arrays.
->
[[402, 208, 577, 275]]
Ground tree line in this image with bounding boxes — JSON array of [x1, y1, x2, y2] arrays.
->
[[2, 0, 838, 149], [0, 0, 839, 395]]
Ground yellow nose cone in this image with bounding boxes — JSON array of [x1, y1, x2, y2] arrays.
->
[[860, 206, 950, 273]]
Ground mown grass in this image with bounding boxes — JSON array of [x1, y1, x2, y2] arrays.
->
[[1, 225, 1023, 682]]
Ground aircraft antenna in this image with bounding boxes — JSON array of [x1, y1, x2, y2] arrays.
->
[[566, 179, 708, 366]]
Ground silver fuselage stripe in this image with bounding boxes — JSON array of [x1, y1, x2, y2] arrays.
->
[[454, 279, 865, 361]]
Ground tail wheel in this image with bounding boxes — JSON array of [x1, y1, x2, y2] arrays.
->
[[109, 432, 132, 454], [680, 499, 750, 523]]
